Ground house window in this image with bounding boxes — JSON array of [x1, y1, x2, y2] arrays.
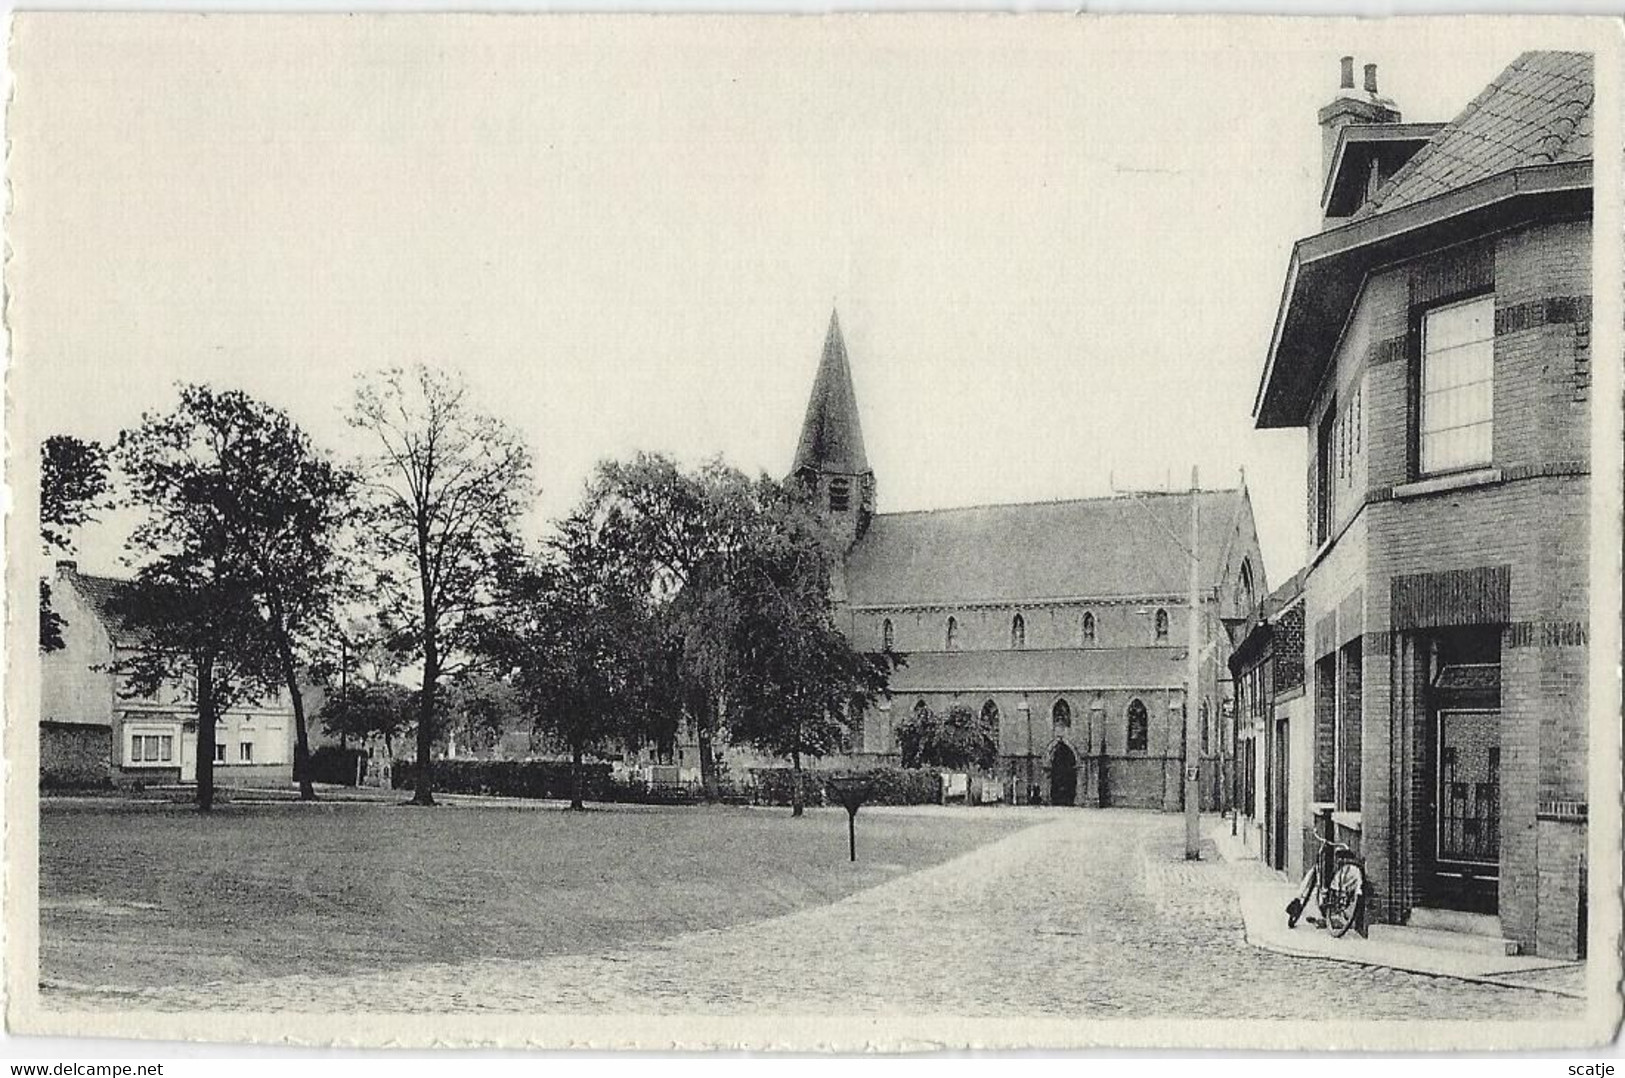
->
[[214, 743, 226, 763], [1316, 403, 1337, 545], [1011, 613, 1026, 650], [828, 477, 851, 512], [945, 616, 958, 651], [1052, 698, 1072, 730], [1419, 295, 1494, 475], [239, 741, 254, 763], [882, 618, 894, 651], [1126, 699, 1149, 753], [1154, 608, 1170, 643], [1081, 611, 1096, 646], [129, 733, 173, 764], [981, 700, 1002, 756]]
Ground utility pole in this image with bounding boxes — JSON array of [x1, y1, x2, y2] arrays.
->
[[1185, 466, 1202, 860]]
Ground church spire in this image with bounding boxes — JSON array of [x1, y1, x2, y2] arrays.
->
[[792, 309, 870, 477]]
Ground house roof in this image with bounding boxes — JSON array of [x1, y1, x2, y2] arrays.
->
[[846, 488, 1244, 607], [1355, 51, 1593, 219], [887, 647, 1190, 694], [1254, 51, 1593, 429], [791, 310, 870, 477], [69, 571, 155, 647]]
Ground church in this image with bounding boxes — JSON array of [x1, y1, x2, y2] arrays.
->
[[792, 312, 1267, 809]]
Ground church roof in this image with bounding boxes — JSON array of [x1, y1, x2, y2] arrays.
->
[[1354, 51, 1593, 220], [845, 488, 1244, 608], [791, 310, 870, 476], [887, 647, 1190, 693]]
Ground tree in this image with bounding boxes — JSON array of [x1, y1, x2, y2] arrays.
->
[[489, 506, 655, 809], [318, 681, 414, 760], [724, 482, 899, 816], [349, 365, 533, 806], [39, 435, 110, 652], [118, 386, 354, 801], [896, 702, 996, 772]]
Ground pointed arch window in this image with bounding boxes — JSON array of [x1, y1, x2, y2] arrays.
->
[[1052, 698, 1072, 730], [981, 699, 1002, 755], [882, 618, 895, 651], [1238, 558, 1256, 613], [945, 616, 959, 651], [1155, 608, 1170, 643], [1081, 611, 1096, 646], [1011, 613, 1026, 650], [1127, 698, 1149, 753]]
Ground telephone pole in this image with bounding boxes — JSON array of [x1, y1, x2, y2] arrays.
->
[[1185, 466, 1202, 860]]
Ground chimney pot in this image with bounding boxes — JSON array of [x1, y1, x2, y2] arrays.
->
[[1364, 63, 1379, 95], [1339, 56, 1355, 89]]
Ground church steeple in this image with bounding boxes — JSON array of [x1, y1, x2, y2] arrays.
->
[[792, 309, 875, 547]]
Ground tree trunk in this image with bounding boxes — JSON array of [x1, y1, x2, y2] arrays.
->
[[698, 692, 722, 802], [413, 634, 438, 807], [195, 656, 216, 813], [791, 749, 805, 817], [271, 617, 316, 801], [570, 742, 586, 811]]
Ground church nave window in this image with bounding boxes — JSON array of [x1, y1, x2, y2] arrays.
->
[[1126, 698, 1149, 753]]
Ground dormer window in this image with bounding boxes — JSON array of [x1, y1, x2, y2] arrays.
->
[[828, 477, 851, 512]]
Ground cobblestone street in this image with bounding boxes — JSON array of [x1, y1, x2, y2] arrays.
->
[[43, 809, 1584, 1018]]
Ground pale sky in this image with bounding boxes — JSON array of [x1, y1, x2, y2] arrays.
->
[[7, 14, 1565, 590]]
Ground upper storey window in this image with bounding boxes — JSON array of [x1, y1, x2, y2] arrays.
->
[[1419, 295, 1494, 476], [1154, 608, 1170, 643], [1011, 614, 1026, 650], [1081, 611, 1096, 646], [882, 618, 894, 651], [945, 616, 959, 651]]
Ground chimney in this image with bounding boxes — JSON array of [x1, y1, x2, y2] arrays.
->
[[55, 559, 78, 576], [1319, 55, 1402, 185]]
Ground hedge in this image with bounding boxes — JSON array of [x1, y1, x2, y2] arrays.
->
[[392, 758, 611, 801], [307, 745, 367, 787], [750, 765, 943, 808]]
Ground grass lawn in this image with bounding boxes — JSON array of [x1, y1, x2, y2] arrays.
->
[[40, 799, 1030, 989]]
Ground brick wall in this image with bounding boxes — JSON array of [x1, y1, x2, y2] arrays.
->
[[1289, 218, 1590, 955]]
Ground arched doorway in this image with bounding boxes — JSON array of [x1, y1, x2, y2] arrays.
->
[[1050, 741, 1078, 807]]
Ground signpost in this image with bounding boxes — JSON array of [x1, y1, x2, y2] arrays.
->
[[826, 775, 875, 862]]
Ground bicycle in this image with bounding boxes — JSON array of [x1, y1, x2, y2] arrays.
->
[[1286, 831, 1369, 938]]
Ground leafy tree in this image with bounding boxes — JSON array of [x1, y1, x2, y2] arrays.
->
[[488, 506, 656, 809], [349, 365, 533, 806], [117, 387, 353, 801], [725, 482, 899, 815], [108, 540, 278, 813], [39, 435, 110, 652], [438, 672, 525, 758], [896, 702, 996, 772], [318, 681, 414, 759]]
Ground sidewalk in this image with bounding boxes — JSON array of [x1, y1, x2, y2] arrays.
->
[[1206, 818, 1587, 999]]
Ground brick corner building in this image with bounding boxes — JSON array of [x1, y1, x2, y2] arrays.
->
[[1246, 52, 1592, 957]]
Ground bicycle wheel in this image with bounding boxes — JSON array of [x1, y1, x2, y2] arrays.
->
[[1325, 861, 1364, 937]]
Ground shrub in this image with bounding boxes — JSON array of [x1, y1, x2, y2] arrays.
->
[[391, 758, 611, 801]]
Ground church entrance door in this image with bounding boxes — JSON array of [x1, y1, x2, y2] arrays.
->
[[1050, 742, 1078, 807]]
